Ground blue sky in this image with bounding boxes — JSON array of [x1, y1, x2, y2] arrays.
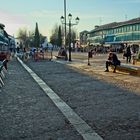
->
[[0, 0, 140, 39]]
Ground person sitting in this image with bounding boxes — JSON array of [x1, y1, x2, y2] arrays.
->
[[58, 47, 68, 60], [105, 52, 121, 73]]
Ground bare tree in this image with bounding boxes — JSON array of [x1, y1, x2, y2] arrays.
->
[[17, 27, 28, 48], [50, 24, 77, 48]]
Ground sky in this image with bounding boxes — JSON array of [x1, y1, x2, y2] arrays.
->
[[0, 0, 140, 39]]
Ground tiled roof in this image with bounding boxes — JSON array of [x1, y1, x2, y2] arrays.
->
[[89, 17, 140, 33]]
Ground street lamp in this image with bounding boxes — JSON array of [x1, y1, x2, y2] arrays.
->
[[64, 0, 66, 49], [61, 13, 80, 61]]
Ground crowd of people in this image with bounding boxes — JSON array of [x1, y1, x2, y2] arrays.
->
[[3, 41, 139, 72]]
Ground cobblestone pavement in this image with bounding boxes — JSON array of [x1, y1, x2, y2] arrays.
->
[[0, 55, 140, 140], [0, 58, 83, 140], [67, 61, 140, 94], [56, 52, 140, 94], [25, 57, 140, 140]]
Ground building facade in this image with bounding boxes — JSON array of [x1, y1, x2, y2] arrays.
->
[[80, 30, 88, 45], [0, 23, 9, 46], [0, 23, 16, 60], [87, 17, 140, 49]]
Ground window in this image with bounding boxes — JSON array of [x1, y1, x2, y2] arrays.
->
[[138, 24, 140, 31], [123, 26, 126, 32], [126, 26, 129, 32], [119, 28, 122, 33], [130, 26, 132, 31], [132, 25, 136, 31], [136, 24, 139, 31]]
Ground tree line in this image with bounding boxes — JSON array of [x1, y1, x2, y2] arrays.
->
[[17, 22, 45, 50], [17, 22, 78, 50], [50, 24, 77, 48]]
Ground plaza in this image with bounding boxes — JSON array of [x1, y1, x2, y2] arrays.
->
[[0, 54, 140, 140], [0, 1, 140, 139]]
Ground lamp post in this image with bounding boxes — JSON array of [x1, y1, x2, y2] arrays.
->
[[61, 13, 79, 61], [64, 0, 66, 49]]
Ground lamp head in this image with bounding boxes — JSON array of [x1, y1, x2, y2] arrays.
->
[[75, 17, 80, 24], [60, 16, 64, 23], [68, 13, 72, 21]]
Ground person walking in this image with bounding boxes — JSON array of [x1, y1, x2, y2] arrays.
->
[[126, 45, 132, 63]]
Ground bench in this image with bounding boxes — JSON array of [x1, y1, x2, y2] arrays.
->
[[55, 55, 67, 60], [0, 64, 4, 78], [0, 59, 8, 87], [0, 63, 4, 87], [111, 64, 140, 76]]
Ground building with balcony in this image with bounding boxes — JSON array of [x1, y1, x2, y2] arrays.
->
[[80, 30, 88, 45], [79, 30, 89, 51], [0, 23, 9, 46], [87, 17, 140, 52], [0, 23, 15, 60]]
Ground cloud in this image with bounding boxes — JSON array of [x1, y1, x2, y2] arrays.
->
[[28, 10, 110, 21], [29, 10, 62, 19], [0, 10, 28, 24], [0, 10, 30, 35], [73, 12, 112, 22]]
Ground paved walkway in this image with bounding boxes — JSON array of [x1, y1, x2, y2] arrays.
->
[[0, 56, 140, 140], [0, 58, 83, 140], [26, 58, 140, 139], [53, 53, 140, 94]]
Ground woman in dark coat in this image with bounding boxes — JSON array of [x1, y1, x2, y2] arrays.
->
[[126, 45, 131, 63]]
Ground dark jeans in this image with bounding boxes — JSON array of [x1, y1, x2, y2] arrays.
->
[[106, 61, 120, 72], [126, 55, 131, 63]]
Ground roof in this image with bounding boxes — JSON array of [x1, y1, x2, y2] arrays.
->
[[89, 17, 140, 33], [0, 23, 5, 29], [80, 30, 89, 34]]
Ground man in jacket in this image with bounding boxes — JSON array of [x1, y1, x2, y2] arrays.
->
[[105, 52, 121, 73]]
